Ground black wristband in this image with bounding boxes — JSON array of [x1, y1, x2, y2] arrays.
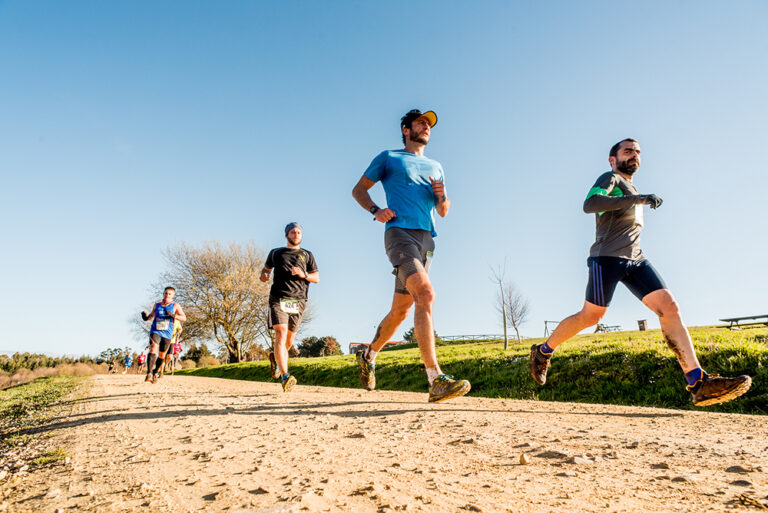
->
[[369, 205, 380, 215]]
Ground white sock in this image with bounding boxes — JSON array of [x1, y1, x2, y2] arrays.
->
[[365, 348, 378, 362], [426, 366, 442, 385]]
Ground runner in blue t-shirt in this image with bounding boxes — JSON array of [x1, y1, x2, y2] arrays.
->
[[351, 109, 470, 403], [140, 286, 187, 383]]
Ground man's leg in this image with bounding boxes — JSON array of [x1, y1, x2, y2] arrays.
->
[[404, 272, 438, 370], [405, 271, 471, 402], [543, 301, 608, 351], [356, 292, 412, 391], [641, 289, 700, 372], [146, 341, 159, 381]]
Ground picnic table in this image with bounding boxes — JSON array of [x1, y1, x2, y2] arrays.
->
[[718, 314, 768, 329]]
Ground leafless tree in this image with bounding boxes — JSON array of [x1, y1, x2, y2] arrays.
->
[[490, 263, 530, 349], [134, 240, 286, 362]]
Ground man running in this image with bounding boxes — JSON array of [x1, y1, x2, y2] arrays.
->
[[159, 321, 183, 378], [136, 352, 146, 374], [141, 286, 187, 383], [260, 223, 319, 392], [351, 109, 470, 403], [122, 354, 133, 375], [529, 138, 751, 406]]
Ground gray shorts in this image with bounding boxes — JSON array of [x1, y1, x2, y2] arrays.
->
[[385, 227, 435, 294], [268, 298, 306, 332]]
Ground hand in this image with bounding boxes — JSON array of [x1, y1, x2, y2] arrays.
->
[[290, 266, 307, 279], [141, 311, 149, 321], [374, 208, 396, 223], [639, 194, 663, 209], [429, 177, 447, 202]]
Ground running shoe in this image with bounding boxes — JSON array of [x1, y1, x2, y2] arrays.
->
[[428, 374, 471, 403], [144, 375, 152, 383], [688, 372, 752, 406], [355, 348, 376, 391], [281, 374, 297, 393], [268, 351, 280, 379], [151, 373, 158, 384], [529, 344, 552, 385]]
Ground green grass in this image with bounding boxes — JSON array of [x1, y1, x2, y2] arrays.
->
[[32, 447, 67, 467], [178, 326, 768, 414], [0, 377, 80, 437]]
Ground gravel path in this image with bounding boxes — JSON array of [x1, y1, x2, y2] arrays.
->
[[6, 374, 768, 512]]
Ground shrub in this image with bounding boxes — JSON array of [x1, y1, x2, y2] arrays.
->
[[197, 355, 220, 368]]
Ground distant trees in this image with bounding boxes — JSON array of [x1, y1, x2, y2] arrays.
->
[[98, 347, 133, 364], [402, 327, 441, 345], [139, 241, 288, 363], [0, 353, 95, 374], [296, 336, 342, 357], [491, 263, 530, 349]]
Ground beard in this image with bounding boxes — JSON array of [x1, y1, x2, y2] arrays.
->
[[616, 158, 639, 175], [287, 235, 302, 246], [409, 131, 429, 145]]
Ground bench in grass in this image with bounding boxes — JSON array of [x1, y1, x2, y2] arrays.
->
[[719, 314, 768, 329]]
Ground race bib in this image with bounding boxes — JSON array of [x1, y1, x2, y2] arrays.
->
[[279, 299, 301, 314], [155, 321, 170, 331], [424, 251, 434, 273], [634, 204, 644, 227]]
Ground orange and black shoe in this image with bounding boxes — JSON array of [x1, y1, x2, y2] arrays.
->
[[428, 375, 471, 403], [688, 372, 751, 406], [529, 344, 552, 385]]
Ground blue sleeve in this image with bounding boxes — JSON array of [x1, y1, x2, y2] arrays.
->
[[363, 151, 388, 182]]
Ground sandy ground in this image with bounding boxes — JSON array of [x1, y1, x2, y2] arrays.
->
[[5, 374, 768, 513]]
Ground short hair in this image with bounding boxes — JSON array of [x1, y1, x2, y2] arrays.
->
[[164, 286, 176, 293], [609, 138, 638, 158], [400, 109, 423, 145]]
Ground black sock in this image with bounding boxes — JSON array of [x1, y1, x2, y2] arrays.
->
[[147, 353, 157, 375], [154, 357, 164, 374]]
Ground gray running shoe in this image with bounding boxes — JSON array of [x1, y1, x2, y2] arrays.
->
[[355, 348, 376, 391], [268, 351, 280, 379], [688, 372, 751, 406], [281, 374, 297, 393], [529, 344, 552, 385], [428, 375, 471, 403]]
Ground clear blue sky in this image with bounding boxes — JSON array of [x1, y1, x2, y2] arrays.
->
[[2, 1, 766, 357]]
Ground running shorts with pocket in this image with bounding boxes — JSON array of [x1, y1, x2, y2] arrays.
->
[[150, 333, 173, 354], [385, 227, 435, 295], [585, 256, 666, 307], [268, 298, 306, 332]]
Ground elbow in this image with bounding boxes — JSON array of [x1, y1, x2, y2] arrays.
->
[[582, 200, 595, 214]]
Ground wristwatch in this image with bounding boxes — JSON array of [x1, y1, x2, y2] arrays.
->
[[369, 205, 380, 215]]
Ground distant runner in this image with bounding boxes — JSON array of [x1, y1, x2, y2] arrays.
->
[[159, 321, 183, 378], [351, 109, 470, 403], [529, 138, 751, 406], [122, 354, 133, 375], [260, 223, 319, 392], [141, 286, 187, 383], [136, 352, 146, 374]]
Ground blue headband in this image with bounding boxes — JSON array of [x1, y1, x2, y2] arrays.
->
[[285, 222, 301, 236]]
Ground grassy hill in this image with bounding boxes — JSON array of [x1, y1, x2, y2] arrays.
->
[[177, 326, 768, 414]]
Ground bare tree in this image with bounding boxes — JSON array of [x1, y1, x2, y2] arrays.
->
[[138, 240, 279, 362], [490, 263, 531, 349]]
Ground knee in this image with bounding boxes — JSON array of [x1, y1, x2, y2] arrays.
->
[[412, 286, 435, 308], [580, 308, 605, 326], [656, 298, 681, 319], [391, 306, 410, 323]]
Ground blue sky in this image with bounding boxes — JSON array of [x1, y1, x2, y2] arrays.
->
[[1, 1, 766, 357]]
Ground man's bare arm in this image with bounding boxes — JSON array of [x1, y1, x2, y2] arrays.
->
[[172, 304, 187, 322], [352, 175, 396, 223]]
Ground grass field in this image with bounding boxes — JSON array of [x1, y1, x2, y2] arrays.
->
[[178, 326, 768, 414]]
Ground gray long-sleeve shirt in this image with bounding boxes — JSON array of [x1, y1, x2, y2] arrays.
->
[[583, 171, 645, 260]]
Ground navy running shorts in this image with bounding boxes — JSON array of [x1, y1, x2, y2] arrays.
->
[[585, 257, 666, 307]]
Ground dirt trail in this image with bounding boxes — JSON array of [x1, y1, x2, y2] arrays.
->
[[7, 374, 768, 512]]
